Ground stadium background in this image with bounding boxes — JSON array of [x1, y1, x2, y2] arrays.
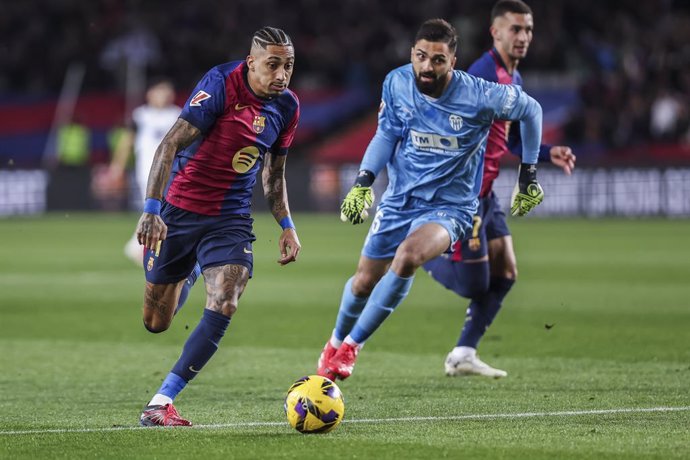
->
[[1, 2, 689, 458], [1, 0, 689, 216]]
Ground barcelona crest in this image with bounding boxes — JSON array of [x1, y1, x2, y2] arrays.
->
[[253, 115, 266, 134], [147, 256, 155, 272]]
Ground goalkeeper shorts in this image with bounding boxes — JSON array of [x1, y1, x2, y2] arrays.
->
[[361, 201, 472, 260]]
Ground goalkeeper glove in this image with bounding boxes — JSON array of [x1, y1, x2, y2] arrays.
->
[[510, 163, 544, 217], [340, 185, 374, 224]]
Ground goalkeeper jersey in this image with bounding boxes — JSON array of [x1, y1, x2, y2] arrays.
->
[[373, 63, 539, 214]]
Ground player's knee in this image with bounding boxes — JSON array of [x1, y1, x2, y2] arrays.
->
[[220, 301, 238, 317], [352, 274, 377, 297], [498, 265, 517, 281], [143, 317, 170, 334], [490, 258, 518, 280], [206, 300, 237, 318], [394, 244, 425, 273]]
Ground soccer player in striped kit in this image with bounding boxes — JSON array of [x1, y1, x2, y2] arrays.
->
[[136, 26, 301, 426], [424, 0, 576, 378]]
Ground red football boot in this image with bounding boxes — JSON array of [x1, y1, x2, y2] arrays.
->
[[327, 342, 360, 380], [140, 404, 192, 427], [317, 341, 338, 381]]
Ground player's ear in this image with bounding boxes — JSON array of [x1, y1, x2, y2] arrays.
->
[[451, 56, 457, 69], [246, 55, 255, 71], [490, 24, 500, 41]]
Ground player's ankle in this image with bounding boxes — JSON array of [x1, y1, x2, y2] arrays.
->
[[329, 331, 343, 348], [148, 394, 173, 406], [343, 336, 362, 348], [453, 346, 477, 358]]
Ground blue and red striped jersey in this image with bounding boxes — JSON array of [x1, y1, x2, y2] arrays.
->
[[467, 48, 522, 198], [165, 61, 299, 215]]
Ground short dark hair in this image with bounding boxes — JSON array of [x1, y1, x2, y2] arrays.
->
[[414, 19, 457, 52], [252, 26, 293, 49], [491, 0, 533, 22]]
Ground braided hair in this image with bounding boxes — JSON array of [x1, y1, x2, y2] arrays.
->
[[252, 26, 293, 49]]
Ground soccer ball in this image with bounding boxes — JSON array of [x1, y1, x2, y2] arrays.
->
[[284, 375, 345, 434]]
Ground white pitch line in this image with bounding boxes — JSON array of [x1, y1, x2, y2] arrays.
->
[[345, 406, 690, 424], [1, 406, 688, 436]]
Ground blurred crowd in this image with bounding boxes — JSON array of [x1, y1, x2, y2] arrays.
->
[[561, 1, 690, 151], [2, 0, 690, 150]]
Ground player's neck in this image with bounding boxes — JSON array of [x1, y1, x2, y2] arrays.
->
[[506, 58, 519, 74], [246, 75, 267, 99], [244, 65, 273, 100], [494, 47, 519, 74]]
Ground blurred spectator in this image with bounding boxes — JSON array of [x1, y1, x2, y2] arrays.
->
[[650, 88, 684, 140], [2, 0, 690, 151]]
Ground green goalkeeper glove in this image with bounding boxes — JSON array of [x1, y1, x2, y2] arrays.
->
[[340, 185, 375, 224], [510, 163, 544, 217]]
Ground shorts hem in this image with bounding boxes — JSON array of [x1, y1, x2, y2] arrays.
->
[[200, 259, 254, 277], [361, 250, 396, 260]]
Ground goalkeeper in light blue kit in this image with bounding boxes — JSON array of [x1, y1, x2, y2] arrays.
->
[[317, 18, 545, 381]]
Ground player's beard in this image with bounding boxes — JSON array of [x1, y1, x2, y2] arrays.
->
[[415, 71, 444, 97]]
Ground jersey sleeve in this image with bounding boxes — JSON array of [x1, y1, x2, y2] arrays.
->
[[179, 67, 227, 133], [478, 79, 542, 164], [273, 103, 300, 156], [478, 79, 525, 121], [357, 72, 403, 175], [376, 72, 404, 139], [507, 122, 553, 162]]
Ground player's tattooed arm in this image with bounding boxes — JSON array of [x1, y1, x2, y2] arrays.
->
[[145, 118, 201, 199], [136, 119, 200, 249], [263, 152, 301, 265], [262, 152, 290, 220]]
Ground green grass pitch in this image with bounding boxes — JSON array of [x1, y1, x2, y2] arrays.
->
[[0, 213, 688, 459]]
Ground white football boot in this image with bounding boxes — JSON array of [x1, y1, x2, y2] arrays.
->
[[444, 347, 507, 378]]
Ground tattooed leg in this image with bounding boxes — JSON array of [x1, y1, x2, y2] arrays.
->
[[203, 265, 250, 318], [146, 265, 246, 405], [143, 280, 187, 333]]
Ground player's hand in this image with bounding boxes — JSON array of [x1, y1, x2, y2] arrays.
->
[[340, 185, 374, 225], [136, 213, 168, 251], [549, 146, 576, 175], [510, 163, 544, 217], [278, 228, 301, 265]]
